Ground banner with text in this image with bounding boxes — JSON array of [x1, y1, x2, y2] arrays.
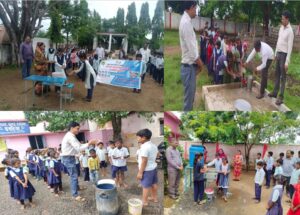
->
[[96, 60, 142, 89]]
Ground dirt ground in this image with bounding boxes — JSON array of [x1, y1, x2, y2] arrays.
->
[[164, 170, 289, 215], [0, 68, 164, 111], [0, 163, 164, 215]]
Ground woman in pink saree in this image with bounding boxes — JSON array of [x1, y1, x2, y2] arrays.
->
[[233, 150, 243, 181]]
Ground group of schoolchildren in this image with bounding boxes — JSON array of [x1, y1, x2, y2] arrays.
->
[[78, 139, 130, 188], [1, 147, 66, 209], [254, 150, 300, 214], [1, 139, 132, 210], [199, 24, 249, 85]]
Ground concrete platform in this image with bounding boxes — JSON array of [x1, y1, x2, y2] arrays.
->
[[202, 81, 290, 112]]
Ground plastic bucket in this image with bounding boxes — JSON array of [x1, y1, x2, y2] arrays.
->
[[128, 198, 143, 215]]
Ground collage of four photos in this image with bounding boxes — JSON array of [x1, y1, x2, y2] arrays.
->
[[0, 0, 300, 215]]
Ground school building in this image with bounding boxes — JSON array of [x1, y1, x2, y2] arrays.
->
[[164, 111, 181, 142], [0, 111, 164, 164]]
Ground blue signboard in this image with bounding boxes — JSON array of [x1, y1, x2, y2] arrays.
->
[[96, 60, 142, 89], [0, 121, 30, 135]]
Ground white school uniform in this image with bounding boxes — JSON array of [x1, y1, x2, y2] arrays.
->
[[111, 147, 129, 167]]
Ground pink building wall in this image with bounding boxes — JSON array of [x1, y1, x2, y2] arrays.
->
[[84, 129, 113, 147], [0, 129, 114, 163], [164, 112, 181, 141], [3, 136, 31, 160], [43, 133, 66, 148]]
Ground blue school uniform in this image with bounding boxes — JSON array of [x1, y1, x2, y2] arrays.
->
[[200, 36, 207, 64], [38, 156, 46, 178], [5, 167, 14, 198], [218, 164, 230, 189], [10, 167, 35, 201], [49, 160, 62, 185], [58, 156, 69, 175], [45, 157, 51, 185], [211, 48, 223, 83], [27, 153, 36, 175]]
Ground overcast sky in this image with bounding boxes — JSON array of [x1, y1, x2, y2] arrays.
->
[[41, 0, 158, 31]]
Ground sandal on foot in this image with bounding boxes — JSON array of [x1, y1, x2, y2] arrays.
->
[[74, 196, 85, 202]]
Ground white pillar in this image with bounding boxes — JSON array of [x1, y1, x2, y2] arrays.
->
[[108, 34, 112, 52]]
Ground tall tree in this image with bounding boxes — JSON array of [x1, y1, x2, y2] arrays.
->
[[48, 0, 64, 46], [0, 0, 47, 64], [116, 8, 125, 33], [151, 0, 164, 50], [126, 2, 139, 50], [138, 2, 152, 36]]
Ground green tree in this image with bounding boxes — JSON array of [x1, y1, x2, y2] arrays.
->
[[25, 111, 155, 140], [116, 8, 125, 33], [0, 0, 46, 64], [126, 2, 139, 50], [48, 9, 64, 46], [151, 0, 164, 50], [138, 2, 152, 41]]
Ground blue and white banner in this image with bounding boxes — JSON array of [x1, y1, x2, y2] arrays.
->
[[96, 60, 142, 89], [0, 121, 30, 135]]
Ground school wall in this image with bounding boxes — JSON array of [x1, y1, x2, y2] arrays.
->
[[0, 136, 31, 161], [43, 132, 66, 148], [84, 129, 113, 147], [179, 141, 300, 170], [164, 112, 180, 135], [120, 113, 164, 160], [164, 11, 264, 35]]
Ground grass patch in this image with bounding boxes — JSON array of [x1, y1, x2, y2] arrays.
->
[[164, 30, 211, 110], [164, 30, 180, 47]]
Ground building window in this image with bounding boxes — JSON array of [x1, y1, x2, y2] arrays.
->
[[159, 119, 164, 136], [28, 135, 44, 149]]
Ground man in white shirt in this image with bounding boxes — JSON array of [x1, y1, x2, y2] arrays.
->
[[96, 142, 108, 177], [61, 121, 97, 201], [95, 44, 105, 60], [179, 1, 203, 111], [244, 40, 274, 99], [269, 10, 294, 105], [139, 43, 151, 82], [136, 129, 159, 206], [111, 139, 130, 188]]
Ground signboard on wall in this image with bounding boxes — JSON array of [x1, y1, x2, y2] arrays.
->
[[0, 121, 30, 135]]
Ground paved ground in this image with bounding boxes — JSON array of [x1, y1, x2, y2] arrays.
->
[[0, 163, 163, 215], [0, 67, 164, 111], [164, 170, 289, 215]]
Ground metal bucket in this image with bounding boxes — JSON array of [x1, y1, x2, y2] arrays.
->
[[95, 179, 119, 215]]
